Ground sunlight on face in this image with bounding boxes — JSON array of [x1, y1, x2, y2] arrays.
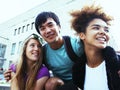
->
[[96, 0, 120, 50]]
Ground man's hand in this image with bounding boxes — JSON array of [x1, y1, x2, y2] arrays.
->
[[45, 77, 64, 90], [4, 69, 12, 82]]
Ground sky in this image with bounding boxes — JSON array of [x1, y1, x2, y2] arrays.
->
[[0, 0, 47, 24], [97, 0, 120, 50], [0, 0, 120, 50]]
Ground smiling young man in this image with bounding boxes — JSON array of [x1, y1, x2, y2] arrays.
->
[[35, 12, 83, 90], [4, 11, 83, 90]]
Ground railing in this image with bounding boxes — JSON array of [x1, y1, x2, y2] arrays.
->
[[0, 83, 10, 90], [0, 74, 10, 90]]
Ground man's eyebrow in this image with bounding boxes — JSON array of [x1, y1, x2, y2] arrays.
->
[[40, 22, 53, 28], [47, 22, 53, 25]]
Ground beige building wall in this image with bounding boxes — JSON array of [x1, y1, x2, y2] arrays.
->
[[0, 0, 119, 69]]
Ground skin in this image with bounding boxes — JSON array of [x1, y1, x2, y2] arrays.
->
[[10, 39, 49, 90], [26, 39, 41, 66], [79, 18, 110, 68], [4, 18, 115, 90], [5, 17, 120, 89], [4, 18, 64, 90], [38, 18, 65, 90], [39, 18, 64, 50]]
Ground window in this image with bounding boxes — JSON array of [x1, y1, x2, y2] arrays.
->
[[18, 27, 21, 34], [22, 26, 25, 33], [0, 44, 6, 58], [11, 43, 16, 55], [17, 41, 22, 53], [14, 29, 17, 36], [31, 22, 34, 30], [26, 24, 30, 31]]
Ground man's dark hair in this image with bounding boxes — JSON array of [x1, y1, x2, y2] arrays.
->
[[35, 11, 61, 34]]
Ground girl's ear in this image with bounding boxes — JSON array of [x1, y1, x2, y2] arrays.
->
[[79, 32, 85, 40]]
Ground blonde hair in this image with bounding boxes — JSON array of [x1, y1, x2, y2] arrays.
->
[[11, 34, 43, 90]]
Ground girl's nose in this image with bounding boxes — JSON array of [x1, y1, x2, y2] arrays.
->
[[34, 45, 39, 50], [98, 27, 106, 35]]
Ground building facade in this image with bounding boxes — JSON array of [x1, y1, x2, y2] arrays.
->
[[0, 0, 119, 69]]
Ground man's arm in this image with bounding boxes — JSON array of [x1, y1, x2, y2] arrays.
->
[[4, 69, 12, 82]]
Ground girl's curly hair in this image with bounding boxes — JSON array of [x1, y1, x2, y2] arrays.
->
[[70, 4, 113, 33]]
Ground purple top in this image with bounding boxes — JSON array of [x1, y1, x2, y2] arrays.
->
[[10, 64, 50, 80]]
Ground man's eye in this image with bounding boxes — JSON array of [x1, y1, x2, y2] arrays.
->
[[40, 27, 45, 31], [48, 23, 54, 27], [93, 27, 99, 30], [104, 29, 109, 32]]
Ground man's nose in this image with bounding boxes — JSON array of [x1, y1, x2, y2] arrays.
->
[[45, 27, 51, 33]]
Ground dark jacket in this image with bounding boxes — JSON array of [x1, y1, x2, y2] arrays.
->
[[72, 46, 120, 90]]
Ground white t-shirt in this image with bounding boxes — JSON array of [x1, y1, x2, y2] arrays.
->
[[84, 61, 109, 90]]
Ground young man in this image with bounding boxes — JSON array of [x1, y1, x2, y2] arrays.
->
[[35, 11, 83, 90], [4, 12, 83, 90]]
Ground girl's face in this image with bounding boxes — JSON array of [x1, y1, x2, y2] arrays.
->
[[80, 18, 110, 49], [25, 39, 42, 63]]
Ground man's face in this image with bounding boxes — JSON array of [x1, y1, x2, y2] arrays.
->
[[38, 18, 60, 44]]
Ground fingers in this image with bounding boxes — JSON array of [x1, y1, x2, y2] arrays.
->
[[45, 77, 64, 90], [3, 69, 12, 82], [4, 76, 11, 82], [57, 79, 64, 86]]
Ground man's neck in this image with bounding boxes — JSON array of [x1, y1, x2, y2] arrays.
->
[[49, 36, 64, 50]]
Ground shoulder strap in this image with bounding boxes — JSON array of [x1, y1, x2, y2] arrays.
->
[[63, 36, 80, 63], [42, 44, 47, 66]]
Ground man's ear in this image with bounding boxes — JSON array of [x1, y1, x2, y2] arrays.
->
[[58, 25, 61, 33], [79, 33, 85, 40]]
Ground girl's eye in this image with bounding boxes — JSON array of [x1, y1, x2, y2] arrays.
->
[[37, 45, 42, 48], [30, 44, 42, 48], [30, 44, 34, 47]]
